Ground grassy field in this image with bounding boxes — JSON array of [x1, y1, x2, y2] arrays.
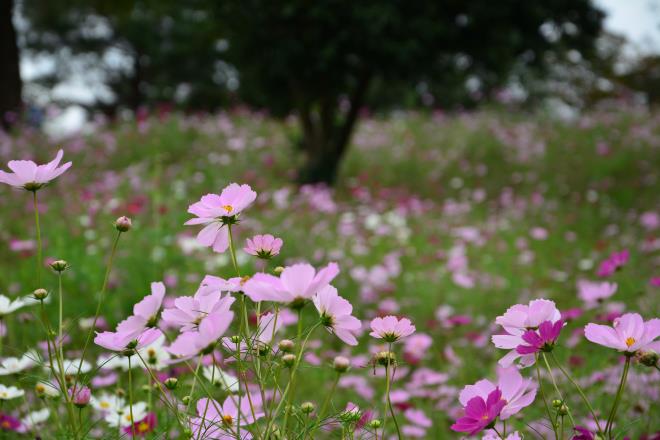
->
[[0, 108, 658, 438]]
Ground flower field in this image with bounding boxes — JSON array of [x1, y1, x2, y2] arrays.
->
[[0, 108, 658, 439]]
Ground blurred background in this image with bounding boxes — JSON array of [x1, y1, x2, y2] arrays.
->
[[1, 0, 660, 183]]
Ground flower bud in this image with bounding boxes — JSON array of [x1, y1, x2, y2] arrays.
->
[[333, 356, 350, 373], [114, 216, 132, 232], [558, 404, 569, 416], [230, 335, 242, 345], [300, 401, 315, 414], [164, 377, 178, 390], [278, 339, 294, 353], [282, 354, 296, 368], [368, 419, 382, 429], [32, 288, 49, 300], [636, 350, 659, 367], [273, 266, 285, 275], [552, 399, 563, 408], [182, 395, 191, 405], [50, 260, 69, 272], [375, 351, 396, 367], [141, 384, 151, 393], [69, 386, 91, 408], [183, 427, 193, 438], [115, 388, 126, 398]]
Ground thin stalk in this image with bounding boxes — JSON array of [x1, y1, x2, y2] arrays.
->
[[383, 343, 402, 440], [33, 190, 42, 287], [604, 355, 631, 437], [227, 224, 241, 277], [187, 355, 204, 414], [549, 352, 603, 434], [57, 273, 64, 362], [74, 231, 123, 382], [318, 373, 340, 420], [128, 356, 136, 437], [541, 353, 575, 426], [535, 359, 558, 440]]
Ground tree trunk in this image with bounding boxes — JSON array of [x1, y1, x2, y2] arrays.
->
[[0, 0, 22, 129], [296, 71, 371, 185]]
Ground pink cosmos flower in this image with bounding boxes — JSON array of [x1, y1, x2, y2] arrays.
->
[[584, 313, 660, 353], [0, 413, 21, 432], [451, 388, 507, 435], [0, 149, 72, 191], [116, 282, 166, 335], [459, 367, 537, 420], [185, 183, 257, 253], [596, 250, 629, 277], [515, 320, 563, 355], [123, 412, 156, 437], [254, 312, 283, 345], [162, 286, 235, 332], [572, 426, 595, 440], [403, 333, 433, 364], [242, 262, 339, 306], [190, 396, 263, 439], [69, 386, 91, 407], [199, 275, 243, 294], [166, 310, 234, 360], [492, 299, 562, 367], [94, 327, 163, 352], [244, 234, 283, 258], [577, 280, 617, 308], [369, 316, 415, 342], [312, 285, 361, 346]]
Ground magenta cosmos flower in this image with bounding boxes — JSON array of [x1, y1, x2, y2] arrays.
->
[[242, 262, 339, 307], [185, 183, 257, 253], [313, 286, 361, 346], [596, 249, 629, 277], [515, 320, 563, 355], [451, 388, 506, 435], [370, 316, 415, 343], [0, 149, 72, 191], [584, 313, 660, 354], [492, 299, 562, 368], [116, 282, 166, 336], [0, 413, 21, 432], [458, 367, 537, 420], [166, 310, 234, 360], [123, 412, 156, 437], [244, 234, 283, 259]]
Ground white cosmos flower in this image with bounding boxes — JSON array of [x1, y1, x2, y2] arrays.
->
[[203, 365, 239, 393], [0, 384, 25, 400], [22, 408, 50, 429], [0, 351, 39, 375], [0, 294, 29, 316], [49, 358, 92, 376], [35, 381, 60, 397], [105, 401, 147, 428], [137, 335, 170, 371], [91, 392, 125, 414]]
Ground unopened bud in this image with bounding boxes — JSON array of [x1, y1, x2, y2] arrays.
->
[[333, 356, 350, 373], [114, 216, 132, 232], [636, 350, 659, 367], [368, 419, 382, 429], [164, 377, 178, 390], [273, 266, 285, 275], [552, 399, 563, 408], [279, 339, 294, 353], [182, 395, 191, 405], [50, 260, 69, 272], [282, 354, 296, 368], [375, 351, 396, 367], [558, 404, 569, 416], [300, 401, 315, 414], [182, 427, 193, 438], [115, 388, 126, 398], [230, 335, 241, 345], [33, 288, 49, 300]]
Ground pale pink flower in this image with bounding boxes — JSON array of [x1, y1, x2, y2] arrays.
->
[[0, 149, 72, 190], [369, 316, 415, 342], [94, 327, 162, 352], [244, 234, 283, 258], [185, 183, 257, 253], [242, 262, 339, 306], [162, 285, 235, 332], [577, 280, 617, 308], [459, 367, 536, 420], [190, 396, 263, 439], [116, 282, 166, 335], [492, 299, 562, 368], [166, 310, 234, 360], [313, 286, 361, 346], [584, 313, 660, 353]]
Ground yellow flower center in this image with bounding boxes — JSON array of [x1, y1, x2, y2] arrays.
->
[[100, 401, 110, 409], [222, 414, 233, 426], [0, 392, 7, 399], [124, 414, 133, 422], [223, 205, 234, 213], [625, 337, 635, 348], [1, 421, 10, 429], [138, 421, 150, 432], [240, 275, 251, 285]]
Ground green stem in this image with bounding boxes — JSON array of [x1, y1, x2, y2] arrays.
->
[[550, 352, 603, 435], [383, 343, 402, 440], [541, 353, 575, 427], [58, 273, 64, 363], [33, 190, 42, 287], [318, 373, 340, 421], [227, 224, 241, 277], [604, 355, 631, 437], [128, 356, 136, 437], [535, 359, 558, 440], [187, 355, 203, 414], [74, 231, 122, 382]]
